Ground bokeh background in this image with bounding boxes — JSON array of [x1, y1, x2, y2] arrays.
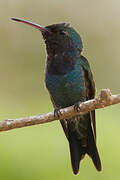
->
[[0, 0, 120, 179]]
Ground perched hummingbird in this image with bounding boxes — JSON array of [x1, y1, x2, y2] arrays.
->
[[11, 18, 101, 174]]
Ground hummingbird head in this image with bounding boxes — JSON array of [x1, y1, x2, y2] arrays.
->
[[42, 23, 83, 55], [11, 18, 83, 56]]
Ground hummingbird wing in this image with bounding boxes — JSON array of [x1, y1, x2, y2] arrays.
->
[[80, 55, 96, 140], [57, 55, 96, 143], [68, 55, 101, 173]]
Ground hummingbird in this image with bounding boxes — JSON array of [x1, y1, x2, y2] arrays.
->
[[11, 18, 101, 174]]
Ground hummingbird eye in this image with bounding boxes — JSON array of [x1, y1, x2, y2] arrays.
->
[[59, 31, 66, 35], [59, 30, 69, 36]]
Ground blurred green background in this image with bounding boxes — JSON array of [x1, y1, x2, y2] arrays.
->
[[0, 0, 120, 179]]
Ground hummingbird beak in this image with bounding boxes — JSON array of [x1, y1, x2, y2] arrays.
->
[[11, 18, 50, 33]]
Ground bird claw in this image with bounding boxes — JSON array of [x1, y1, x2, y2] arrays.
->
[[54, 108, 62, 118], [74, 101, 81, 112]]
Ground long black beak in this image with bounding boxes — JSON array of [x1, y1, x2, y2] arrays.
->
[[11, 18, 50, 33]]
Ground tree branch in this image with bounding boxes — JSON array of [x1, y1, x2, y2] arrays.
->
[[0, 89, 120, 133]]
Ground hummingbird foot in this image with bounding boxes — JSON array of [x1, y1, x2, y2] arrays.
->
[[54, 108, 62, 119], [74, 101, 82, 112]]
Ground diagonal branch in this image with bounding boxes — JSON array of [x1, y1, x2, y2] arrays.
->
[[0, 89, 120, 133]]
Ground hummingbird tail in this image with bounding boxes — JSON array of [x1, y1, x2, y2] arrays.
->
[[86, 119, 102, 171], [69, 135, 85, 175], [68, 116, 101, 175]]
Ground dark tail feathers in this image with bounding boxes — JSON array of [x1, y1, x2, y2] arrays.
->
[[69, 121, 101, 175]]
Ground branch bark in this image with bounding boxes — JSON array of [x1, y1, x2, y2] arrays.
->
[[0, 89, 120, 133]]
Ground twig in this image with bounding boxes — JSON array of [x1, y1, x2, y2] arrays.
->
[[0, 89, 120, 133]]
